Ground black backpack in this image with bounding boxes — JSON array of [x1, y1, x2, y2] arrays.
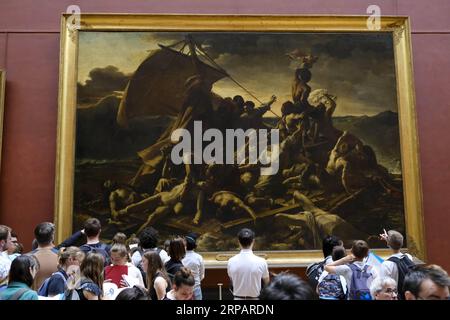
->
[[80, 243, 111, 266], [388, 255, 415, 299], [306, 258, 327, 289]]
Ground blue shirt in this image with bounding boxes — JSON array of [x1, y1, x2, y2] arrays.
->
[[0, 282, 39, 300], [47, 268, 68, 296]]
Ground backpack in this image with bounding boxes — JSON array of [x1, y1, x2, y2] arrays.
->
[[306, 258, 327, 289], [63, 279, 96, 300], [348, 263, 373, 300], [388, 255, 415, 300], [7, 288, 30, 300], [318, 273, 347, 300], [37, 271, 67, 297], [80, 243, 111, 266]]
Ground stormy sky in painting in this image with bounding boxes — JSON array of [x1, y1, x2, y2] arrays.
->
[[77, 31, 397, 116]]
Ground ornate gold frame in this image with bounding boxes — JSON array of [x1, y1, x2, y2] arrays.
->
[[55, 14, 425, 267]]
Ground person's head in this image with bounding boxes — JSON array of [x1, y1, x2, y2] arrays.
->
[[9, 254, 40, 287], [243, 100, 255, 112], [0, 225, 12, 251], [238, 228, 254, 249], [387, 230, 404, 251], [110, 243, 128, 266], [351, 240, 369, 260], [322, 235, 342, 258], [404, 265, 450, 300], [260, 273, 316, 300], [185, 232, 198, 251], [34, 222, 55, 246], [142, 251, 170, 289], [172, 267, 195, 300], [10, 231, 18, 242], [138, 227, 159, 250], [127, 237, 140, 247], [7, 231, 21, 254], [169, 237, 186, 261], [8, 242, 23, 255], [295, 67, 312, 83], [116, 286, 150, 300], [83, 218, 101, 238], [112, 232, 127, 245], [232, 95, 245, 109], [58, 246, 85, 269], [331, 246, 346, 261], [164, 239, 170, 253], [80, 252, 104, 289], [370, 276, 398, 300]]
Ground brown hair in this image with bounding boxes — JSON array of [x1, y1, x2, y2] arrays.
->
[[58, 246, 85, 267], [110, 243, 128, 259], [80, 252, 104, 292], [143, 251, 171, 290], [0, 225, 11, 243], [173, 267, 195, 288], [168, 237, 186, 262], [112, 232, 127, 245], [83, 218, 101, 237], [351, 240, 369, 259]]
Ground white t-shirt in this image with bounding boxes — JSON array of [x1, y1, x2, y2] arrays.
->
[[125, 262, 145, 287], [182, 250, 205, 288], [380, 253, 413, 284], [324, 255, 334, 266], [335, 261, 378, 298], [227, 249, 269, 298], [0, 251, 12, 286], [131, 248, 169, 267]]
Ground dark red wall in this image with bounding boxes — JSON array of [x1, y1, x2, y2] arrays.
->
[[0, 0, 449, 273]]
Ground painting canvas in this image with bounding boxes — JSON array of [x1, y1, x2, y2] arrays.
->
[[56, 15, 425, 263]]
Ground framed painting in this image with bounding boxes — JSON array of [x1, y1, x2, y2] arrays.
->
[[56, 14, 425, 266]]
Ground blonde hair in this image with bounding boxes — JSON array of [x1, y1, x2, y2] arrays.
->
[[58, 246, 85, 267]]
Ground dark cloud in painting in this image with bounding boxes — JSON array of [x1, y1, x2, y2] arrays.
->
[[78, 32, 397, 116], [148, 32, 397, 116], [78, 65, 130, 105]]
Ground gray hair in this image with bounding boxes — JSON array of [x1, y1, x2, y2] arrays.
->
[[370, 276, 397, 299], [387, 230, 404, 250]]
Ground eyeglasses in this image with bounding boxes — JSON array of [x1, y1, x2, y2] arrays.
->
[[382, 288, 398, 295]]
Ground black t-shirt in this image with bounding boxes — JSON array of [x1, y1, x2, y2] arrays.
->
[[165, 259, 184, 279]]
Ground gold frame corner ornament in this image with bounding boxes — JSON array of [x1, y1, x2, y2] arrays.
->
[[55, 14, 425, 267]]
